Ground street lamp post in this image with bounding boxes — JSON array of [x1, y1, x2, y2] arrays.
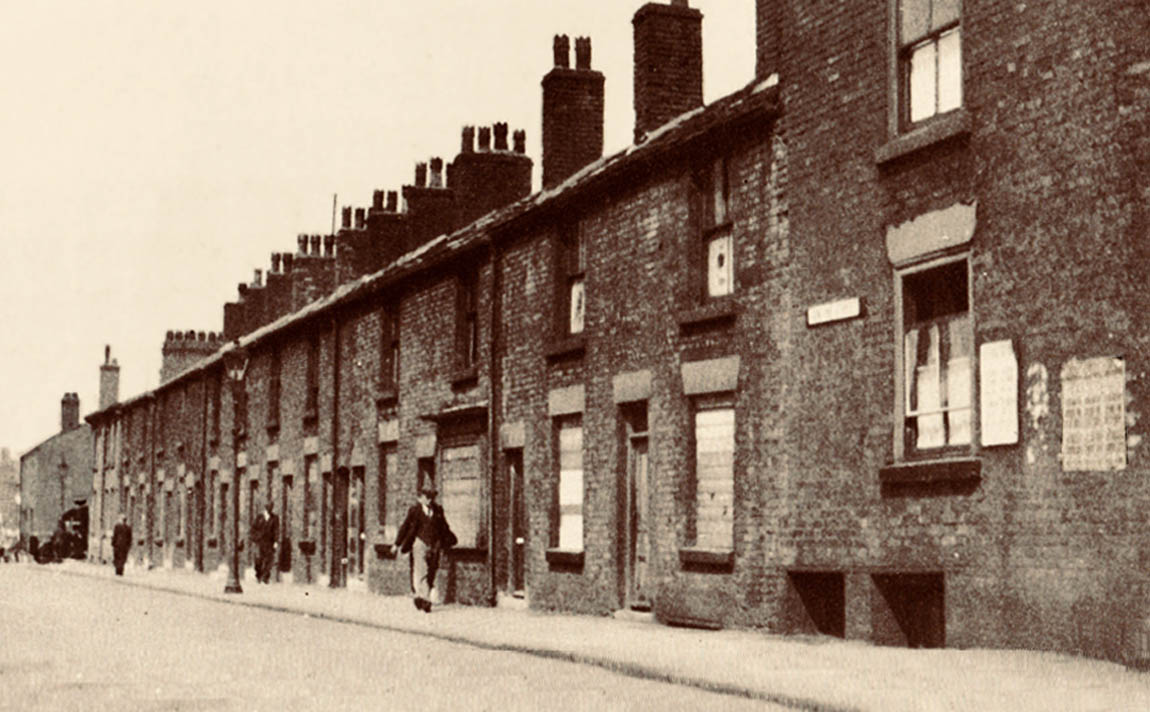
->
[[223, 342, 248, 595]]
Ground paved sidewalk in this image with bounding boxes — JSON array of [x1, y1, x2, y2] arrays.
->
[[41, 560, 1150, 712]]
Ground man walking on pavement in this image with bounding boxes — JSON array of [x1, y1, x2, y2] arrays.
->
[[392, 484, 456, 612], [111, 514, 132, 576], [250, 500, 279, 584]]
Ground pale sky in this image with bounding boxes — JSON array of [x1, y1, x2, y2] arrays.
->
[[0, 0, 755, 454]]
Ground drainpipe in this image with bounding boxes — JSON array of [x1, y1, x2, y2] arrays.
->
[[487, 239, 502, 606], [330, 315, 342, 588], [198, 371, 209, 572]]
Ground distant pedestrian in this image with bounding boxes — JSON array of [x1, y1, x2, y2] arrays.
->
[[250, 501, 279, 584], [111, 514, 132, 576], [393, 485, 456, 612]]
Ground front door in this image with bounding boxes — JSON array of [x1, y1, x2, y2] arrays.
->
[[330, 468, 349, 587], [508, 450, 526, 596], [348, 467, 365, 582], [627, 435, 650, 609]]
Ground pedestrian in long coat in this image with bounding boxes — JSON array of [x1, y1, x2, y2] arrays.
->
[[392, 485, 456, 612], [111, 514, 132, 576], [250, 502, 279, 584]]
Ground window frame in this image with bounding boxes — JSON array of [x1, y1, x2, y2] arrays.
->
[[692, 155, 735, 301], [551, 416, 584, 552], [379, 306, 400, 392], [686, 394, 736, 553], [268, 347, 282, 432], [455, 269, 480, 371], [437, 436, 486, 551], [890, 0, 963, 135], [305, 336, 320, 422], [892, 252, 977, 461]]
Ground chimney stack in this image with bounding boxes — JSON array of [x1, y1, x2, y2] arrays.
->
[[355, 207, 366, 229], [632, 0, 703, 141], [372, 190, 384, 211], [461, 126, 475, 153], [310, 234, 321, 255], [323, 234, 335, 257], [298, 233, 309, 255], [387, 191, 398, 212], [415, 162, 428, 187], [99, 346, 120, 411], [478, 126, 491, 151], [341, 206, 353, 230], [493, 123, 509, 151], [60, 393, 80, 432], [271, 253, 282, 274], [282, 253, 294, 273], [542, 34, 605, 188], [252, 269, 263, 288], [429, 157, 444, 188]]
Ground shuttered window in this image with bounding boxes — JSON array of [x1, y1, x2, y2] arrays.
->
[[692, 400, 734, 550], [441, 443, 481, 548], [556, 420, 584, 550]]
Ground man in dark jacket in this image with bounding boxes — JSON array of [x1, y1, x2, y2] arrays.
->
[[250, 501, 279, 584], [392, 485, 456, 612], [111, 514, 132, 576]]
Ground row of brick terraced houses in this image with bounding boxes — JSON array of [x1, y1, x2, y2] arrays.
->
[[79, 0, 1148, 665]]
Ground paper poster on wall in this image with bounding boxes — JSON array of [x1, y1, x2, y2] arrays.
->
[[979, 340, 1019, 446], [1061, 357, 1126, 472]]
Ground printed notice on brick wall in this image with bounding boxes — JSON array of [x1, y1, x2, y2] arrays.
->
[[979, 340, 1018, 446], [1061, 357, 1126, 472]]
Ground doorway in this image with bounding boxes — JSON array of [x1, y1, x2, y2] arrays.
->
[[330, 467, 349, 588], [506, 449, 526, 597], [622, 404, 650, 610], [348, 467, 365, 582]]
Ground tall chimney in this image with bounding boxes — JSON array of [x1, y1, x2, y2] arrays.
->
[[632, 1, 703, 141], [542, 35, 604, 189], [99, 346, 120, 411], [60, 393, 80, 432]]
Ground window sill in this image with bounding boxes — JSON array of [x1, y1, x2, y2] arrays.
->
[[545, 548, 584, 568], [298, 540, 316, 556], [879, 456, 981, 484], [875, 109, 971, 165], [207, 537, 218, 549], [373, 542, 397, 560], [545, 334, 586, 361], [450, 546, 488, 561], [375, 383, 398, 406], [676, 298, 739, 330], [450, 365, 479, 388], [678, 547, 735, 570]]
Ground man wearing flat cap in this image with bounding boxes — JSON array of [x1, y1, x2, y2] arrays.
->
[[393, 484, 457, 612]]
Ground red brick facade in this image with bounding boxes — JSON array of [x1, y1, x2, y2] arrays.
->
[[82, 0, 1148, 666]]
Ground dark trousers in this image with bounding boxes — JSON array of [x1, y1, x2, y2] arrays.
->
[[113, 551, 128, 576], [255, 545, 275, 583]]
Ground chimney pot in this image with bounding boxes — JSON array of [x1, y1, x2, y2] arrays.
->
[[271, 253, 282, 273], [478, 127, 491, 151], [553, 34, 570, 68], [387, 191, 398, 212], [341, 206, 352, 229], [575, 37, 592, 69], [461, 126, 475, 153], [186, 329, 196, 340], [310, 234, 322, 255], [429, 157, 444, 188], [414, 162, 428, 187], [282, 253, 294, 273], [372, 190, 384, 210], [104, 344, 111, 364], [253, 269, 263, 287], [323, 234, 335, 256], [198, 331, 206, 341], [513, 129, 526, 154], [494, 123, 509, 151], [354, 207, 366, 229], [239, 283, 249, 299], [166, 330, 174, 340], [298, 233, 309, 254]]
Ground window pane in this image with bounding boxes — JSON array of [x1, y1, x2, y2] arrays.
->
[[569, 278, 585, 334], [558, 514, 583, 550], [900, 0, 931, 45], [558, 423, 583, 550], [937, 29, 962, 114], [933, 0, 961, 30], [694, 407, 734, 550], [711, 158, 727, 225], [707, 233, 734, 297], [909, 40, 937, 123]]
